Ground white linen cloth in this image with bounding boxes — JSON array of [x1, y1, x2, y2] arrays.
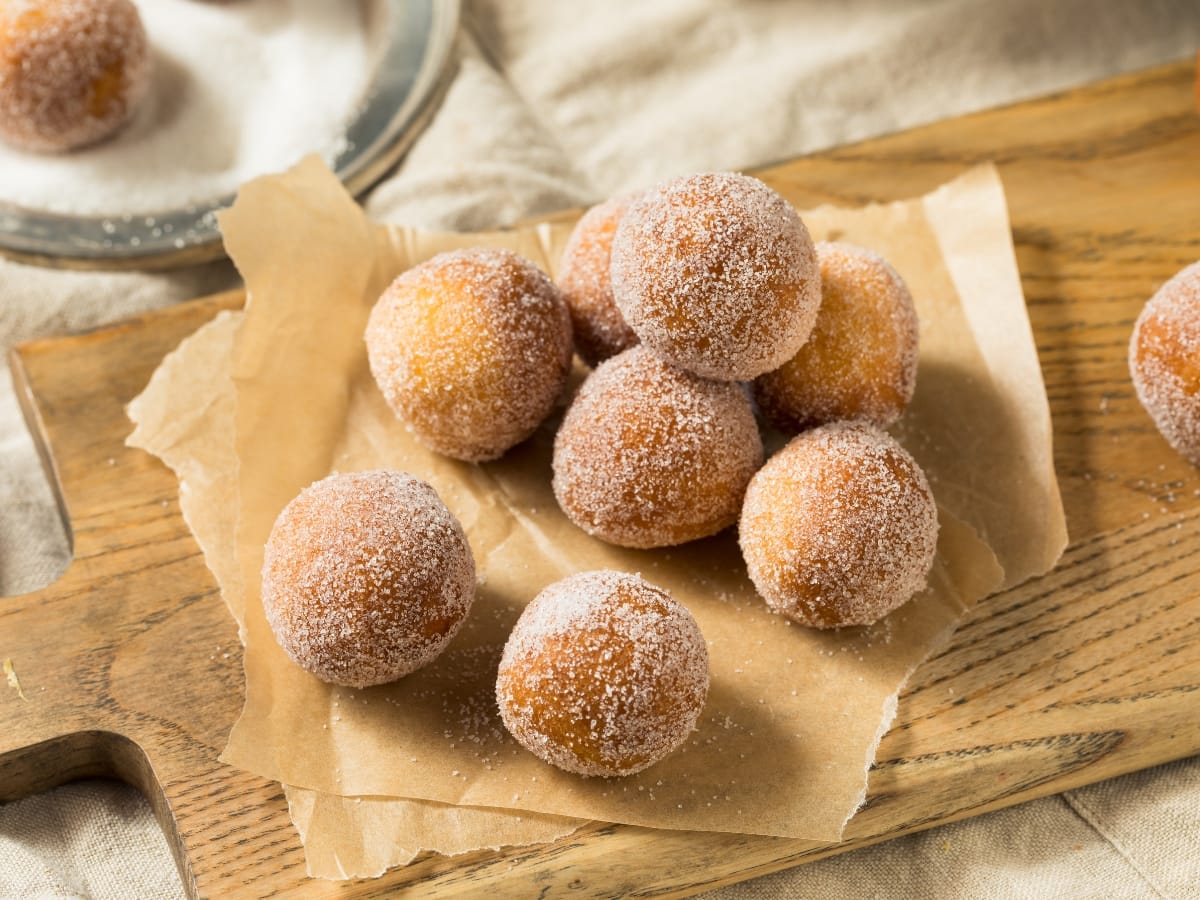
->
[[2, 2, 1199, 896]]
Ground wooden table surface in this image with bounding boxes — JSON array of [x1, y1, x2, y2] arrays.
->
[[2, 60, 1199, 897]]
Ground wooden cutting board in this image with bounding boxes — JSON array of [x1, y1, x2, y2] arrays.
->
[[3, 60, 1199, 898]]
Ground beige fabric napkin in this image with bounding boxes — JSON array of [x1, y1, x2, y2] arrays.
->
[[3, 1, 1200, 897]]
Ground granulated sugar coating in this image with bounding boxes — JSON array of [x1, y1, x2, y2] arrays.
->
[[261, 470, 476, 689], [755, 242, 919, 433], [0, 0, 151, 152], [552, 345, 763, 548], [740, 422, 938, 629], [365, 248, 573, 462], [495, 570, 709, 777], [1129, 260, 1200, 466], [610, 172, 820, 381], [557, 194, 641, 367]]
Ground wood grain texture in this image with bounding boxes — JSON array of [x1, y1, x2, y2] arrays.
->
[[4, 61, 1200, 897]]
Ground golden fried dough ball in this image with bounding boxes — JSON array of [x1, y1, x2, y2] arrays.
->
[[496, 570, 709, 777], [553, 345, 764, 548], [1129, 260, 1200, 465], [0, 0, 151, 152], [262, 470, 476, 688], [739, 422, 938, 628], [365, 248, 574, 462], [557, 195, 641, 367], [755, 242, 919, 433], [610, 172, 820, 381]]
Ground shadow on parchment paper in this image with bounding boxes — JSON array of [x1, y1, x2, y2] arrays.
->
[[892, 355, 1044, 593], [866, 351, 1063, 774], [679, 674, 799, 787], [357, 582, 520, 750]]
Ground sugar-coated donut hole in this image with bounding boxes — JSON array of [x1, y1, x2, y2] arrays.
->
[[739, 422, 939, 629], [610, 172, 820, 381], [1129, 260, 1200, 466], [0, 0, 151, 152], [261, 470, 476, 689], [553, 345, 764, 548], [755, 242, 919, 433], [496, 570, 709, 777], [365, 248, 574, 462], [558, 195, 641, 367]]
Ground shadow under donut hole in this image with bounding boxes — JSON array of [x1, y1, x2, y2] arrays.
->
[[892, 355, 1050, 591]]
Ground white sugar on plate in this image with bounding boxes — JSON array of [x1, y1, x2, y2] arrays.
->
[[0, 0, 371, 216]]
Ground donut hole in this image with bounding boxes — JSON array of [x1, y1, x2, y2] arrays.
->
[[262, 470, 476, 688], [553, 345, 763, 548], [610, 172, 820, 381], [1130, 262, 1200, 465], [0, 0, 152, 152], [739, 422, 938, 629], [558, 195, 640, 367], [366, 248, 574, 462], [755, 242, 919, 433], [496, 571, 709, 777]]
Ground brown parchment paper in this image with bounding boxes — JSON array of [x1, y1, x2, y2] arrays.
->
[[287, 788, 586, 879], [199, 156, 1062, 842], [128, 312, 586, 878]]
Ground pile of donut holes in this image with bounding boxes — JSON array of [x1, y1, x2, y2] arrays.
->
[[264, 172, 946, 779]]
